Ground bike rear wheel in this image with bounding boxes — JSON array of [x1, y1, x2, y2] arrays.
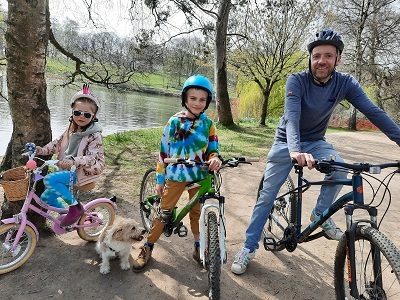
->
[[77, 202, 116, 241], [259, 174, 297, 251], [139, 168, 160, 232], [205, 211, 221, 300], [334, 225, 400, 299], [0, 224, 37, 274]]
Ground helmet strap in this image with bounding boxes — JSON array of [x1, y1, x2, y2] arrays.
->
[[184, 104, 203, 120]]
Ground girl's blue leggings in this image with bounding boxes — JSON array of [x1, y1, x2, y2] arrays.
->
[[40, 171, 77, 208]]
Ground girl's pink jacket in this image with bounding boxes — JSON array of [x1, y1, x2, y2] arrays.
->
[[38, 130, 105, 186]]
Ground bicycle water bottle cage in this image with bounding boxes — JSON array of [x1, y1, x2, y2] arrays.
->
[[174, 222, 188, 237]]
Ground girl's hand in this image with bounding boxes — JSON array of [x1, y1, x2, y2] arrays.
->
[[156, 183, 165, 197], [207, 156, 222, 171], [59, 159, 74, 170], [35, 146, 43, 155]]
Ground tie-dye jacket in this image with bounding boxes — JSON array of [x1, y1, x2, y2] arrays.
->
[[156, 111, 219, 184]]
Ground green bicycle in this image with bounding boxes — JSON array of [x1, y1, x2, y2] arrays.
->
[[139, 156, 258, 300]]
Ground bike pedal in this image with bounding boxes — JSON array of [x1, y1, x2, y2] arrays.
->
[[64, 225, 74, 232], [263, 237, 277, 251], [174, 224, 188, 237]]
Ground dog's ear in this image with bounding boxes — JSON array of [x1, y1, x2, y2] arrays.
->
[[111, 226, 123, 239]]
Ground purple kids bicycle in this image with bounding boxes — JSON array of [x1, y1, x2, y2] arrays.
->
[[0, 143, 116, 274]]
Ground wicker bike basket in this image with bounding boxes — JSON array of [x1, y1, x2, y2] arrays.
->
[[0, 166, 29, 201]]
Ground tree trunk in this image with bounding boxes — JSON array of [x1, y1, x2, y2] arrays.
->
[[1, 0, 51, 227], [214, 0, 234, 126], [259, 87, 271, 126], [348, 106, 357, 130]]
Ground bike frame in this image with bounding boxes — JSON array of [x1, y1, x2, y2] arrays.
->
[[278, 165, 382, 298], [1, 171, 117, 252], [145, 170, 226, 267]]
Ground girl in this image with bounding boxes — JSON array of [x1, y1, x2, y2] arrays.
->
[[36, 84, 105, 227]]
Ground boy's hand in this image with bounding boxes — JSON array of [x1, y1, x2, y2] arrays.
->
[[207, 156, 222, 171]]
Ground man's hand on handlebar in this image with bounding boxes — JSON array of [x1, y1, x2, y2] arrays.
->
[[290, 151, 315, 170]]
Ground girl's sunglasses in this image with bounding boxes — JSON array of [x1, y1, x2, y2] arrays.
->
[[72, 110, 94, 119]]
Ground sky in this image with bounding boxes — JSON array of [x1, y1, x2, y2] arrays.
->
[[48, 0, 187, 39]]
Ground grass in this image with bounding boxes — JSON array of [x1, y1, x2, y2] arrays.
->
[[100, 121, 275, 200], [102, 122, 276, 173], [101, 120, 356, 178]]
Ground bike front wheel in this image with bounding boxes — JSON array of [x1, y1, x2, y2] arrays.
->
[[0, 224, 37, 274], [139, 168, 160, 232], [334, 225, 400, 299], [205, 211, 221, 300], [259, 174, 297, 251], [77, 202, 116, 241]]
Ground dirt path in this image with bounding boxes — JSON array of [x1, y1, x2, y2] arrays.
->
[[1, 131, 399, 300]]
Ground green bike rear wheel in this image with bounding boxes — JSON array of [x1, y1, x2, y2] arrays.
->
[[139, 168, 160, 232]]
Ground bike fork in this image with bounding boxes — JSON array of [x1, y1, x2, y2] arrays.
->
[[344, 204, 380, 298], [199, 203, 226, 268]]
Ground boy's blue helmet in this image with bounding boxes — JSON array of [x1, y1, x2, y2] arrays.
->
[[181, 75, 213, 110], [307, 29, 344, 54]]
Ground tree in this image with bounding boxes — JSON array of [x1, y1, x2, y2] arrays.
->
[[362, 2, 400, 116], [163, 36, 210, 86], [1, 0, 51, 224], [229, 0, 318, 125], [331, 0, 399, 130], [141, 0, 236, 126]]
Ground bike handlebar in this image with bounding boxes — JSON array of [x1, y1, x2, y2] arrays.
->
[[312, 159, 400, 174], [164, 156, 259, 168], [22, 142, 62, 172]]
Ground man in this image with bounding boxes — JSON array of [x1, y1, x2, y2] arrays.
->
[[231, 29, 400, 275]]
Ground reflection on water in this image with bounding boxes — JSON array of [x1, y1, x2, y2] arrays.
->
[[0, 82, 214, 155]]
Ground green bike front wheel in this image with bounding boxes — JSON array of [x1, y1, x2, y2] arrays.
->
[[205, 211, 221, 300]]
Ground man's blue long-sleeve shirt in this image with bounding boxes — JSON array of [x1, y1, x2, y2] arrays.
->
[[275, 70, 400, 153]]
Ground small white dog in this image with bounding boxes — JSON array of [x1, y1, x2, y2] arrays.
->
[[95, 220, 146, 274]]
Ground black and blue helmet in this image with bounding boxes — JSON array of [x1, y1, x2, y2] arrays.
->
[[307, 30, 344, 54], [181, 75, 213, 110]]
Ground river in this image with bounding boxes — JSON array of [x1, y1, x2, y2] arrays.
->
[[0, 82, 214, 155]]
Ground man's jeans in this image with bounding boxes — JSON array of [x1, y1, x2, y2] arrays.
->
[[244, 139, 347, 251]]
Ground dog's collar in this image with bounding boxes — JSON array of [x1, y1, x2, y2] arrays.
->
[[105, 242, 118, 253]]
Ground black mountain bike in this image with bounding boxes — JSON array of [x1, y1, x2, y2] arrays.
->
[[260, 157, 400, 299]]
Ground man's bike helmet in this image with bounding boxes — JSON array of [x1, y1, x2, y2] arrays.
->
[[307, 29, 344, 54], [181, 75, 213, 110]]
